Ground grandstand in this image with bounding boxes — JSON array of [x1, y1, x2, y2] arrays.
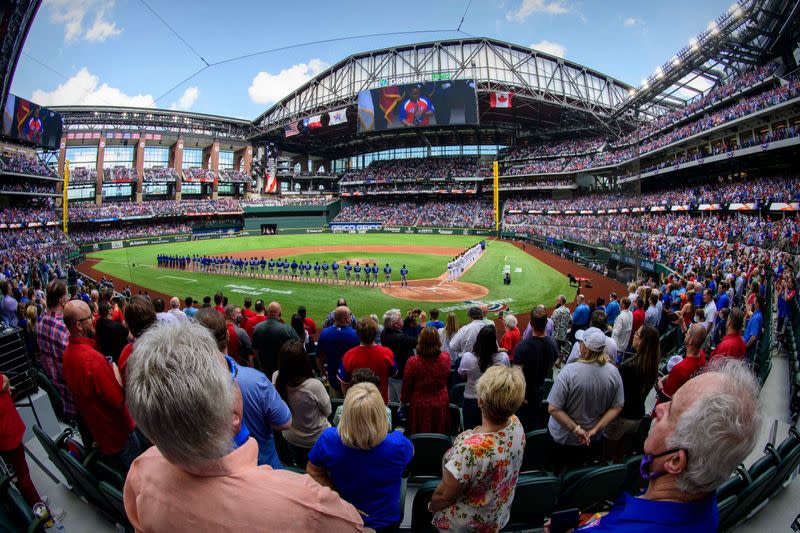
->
[[0, 0, 799, 531]]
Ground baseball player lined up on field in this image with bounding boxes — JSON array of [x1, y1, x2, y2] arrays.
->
[[383, 263, 392, 287], [447, 242, 485, 282]]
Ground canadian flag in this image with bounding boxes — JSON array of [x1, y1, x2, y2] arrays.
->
[[490, 91, 512, 108]]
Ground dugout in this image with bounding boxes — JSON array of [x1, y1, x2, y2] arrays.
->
[[242, 202, 340, 232]]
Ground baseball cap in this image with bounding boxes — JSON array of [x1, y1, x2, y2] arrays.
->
[[667, 355, 684, 372], [575, 327, 607, 352]]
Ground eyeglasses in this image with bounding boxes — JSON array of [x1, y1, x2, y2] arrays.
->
[[634, 331, 641, 338], [75, 315, 93, 324]]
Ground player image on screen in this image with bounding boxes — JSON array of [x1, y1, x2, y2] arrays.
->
[[399, 86, 435, 127]]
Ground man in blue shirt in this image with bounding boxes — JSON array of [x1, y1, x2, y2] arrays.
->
[[316, 306, 360, 395], [576, 360, 760, 532], [193, 308, 292, 469], [400, 265, 408, 287], [743, 296, 764, 363], [331, 261, 339, 284], [605, 293, 620, 326], [716, 281, 730, 311], [383, 264, 392, 287], [321, 261, 329, 283], [570, 294, 590, 341], [343, 261, 352, 285]]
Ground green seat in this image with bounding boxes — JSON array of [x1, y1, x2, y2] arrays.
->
[[558, 464, 627, 511], [57, 448, 117, 517], [35, 370, 66, 424], [623, 454, 647, 495], [716, 472, 747, 532], [763, 432, 800, 499], [448, 404, 463, 437], [448, 382, 465, 407], [407, 433, 451, 481], [410, 480, 439, 532], [501, 474, 560, 531], [521, 429, 550, 472], [328, 398, 343, 425], [90, 460, 125, 491], [0, 475, 47, 533], [724, 456, 778, 527], [31, 426, 78, 496], [98, 481, 132, 530]]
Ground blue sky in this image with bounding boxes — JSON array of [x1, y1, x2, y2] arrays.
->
[[12, 0, 734, 119]]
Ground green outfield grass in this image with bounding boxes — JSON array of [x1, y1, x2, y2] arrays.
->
[[88, 234, 572, 324]]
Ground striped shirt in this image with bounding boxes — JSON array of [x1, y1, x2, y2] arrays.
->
[[36, 311, 77, 418]]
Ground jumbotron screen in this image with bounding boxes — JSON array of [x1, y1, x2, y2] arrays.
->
[[357, 79, 478, 132], [2, 94, 63, 150]]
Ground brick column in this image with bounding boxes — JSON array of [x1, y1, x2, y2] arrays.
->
[[134, 138, 145, 203], [170, 138, 184, 201], [235, 145, 253, 195], [203, 140, 220, 199], [95, 139, 106, 205]]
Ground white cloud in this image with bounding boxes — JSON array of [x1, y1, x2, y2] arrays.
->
[[170, 87, 199, 111], [529, 40, 567, 58], [47, 0, 122, 42], [623, 17, 643, 27], [248, 59, 329, 105], [506, 0, 570, 22], [31, 67, 155, 107]]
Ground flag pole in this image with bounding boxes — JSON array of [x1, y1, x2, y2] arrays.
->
[[493, 160, 499, 237], [62, 160, 69, 234]]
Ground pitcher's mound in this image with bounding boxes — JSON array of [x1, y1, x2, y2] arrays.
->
[[382, 279, 488, 302]]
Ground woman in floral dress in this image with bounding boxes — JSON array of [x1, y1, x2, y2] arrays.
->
[[429, 365, 526, 532], [401, 326, 451, 434]]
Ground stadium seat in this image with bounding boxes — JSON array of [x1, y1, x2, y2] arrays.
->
[[98, 481, 132, 531], [0, 475, 47, 533], [410, 480, 439, 532], [31, 426, 77, 494], [407, 434, 451, 481], [328, 398, 343, 425], [622, 454, 647, 496], [724, 456, 779, 527], [543, 378, 554, 397], [716, 471, 747, 532], [557, 464, 627, 511], [521, 429, 550, 472], [763, 429, 800, 498], [57, 448, 117, 518], [448, 383, 465, 407], [448, 404, 463, 437], [501, 474, 560, 531], [34, 370, 66, 425]]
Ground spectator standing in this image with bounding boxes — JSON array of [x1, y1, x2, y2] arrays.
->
[[458, 325, 511, 429], [400, 326, 451, 434], [448, 307, 487, 362], [123, 321, 363, 532], [1, 280, 18, 326], [225, 305, 253, 366], [63, 300, 141, 472], [317, 306, 360, 395], [430, 366, 526, 532], [36, 280, 76, 419], [570, 295, 591, 341], [194, 308, 292, 469], [657, 324, 707, 403], [118, 296, 157, 385], [604, 324, 660, 462], [168, 297, 187, 320], [611, 297, 633, 352], [743, 296, 764, 362], [702, 289, 718, 334], [566, 312, 618, 364], [710, 308, 746, 361], [95, 301, 129, 363], [298, 305, 317, 338], [338, 317, 396, 404], [438, 313, 458, 361], [605, 293, 620, 326], [252, 302, 300, 379], [244, 300, 267, 338], [307, 383, 413, 532], [499, 314, 521, 361], [274, 340, 331, 469], [183, 296, 197, 318], [644, 294, 661, 329], [630, 298, 646, 349], [547, 328, 623, 472], [513, 307, 559, 430], [380, 309, 417, 403], [153, 297, 176, 325], [426, 308, 445, 329]]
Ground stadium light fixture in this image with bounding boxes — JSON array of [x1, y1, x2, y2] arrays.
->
[[655, 66, 664, 79], [672, 57, 681, 67], [708, 21, 719, 35], [628, 88, 636, 97], [689, 37, 699, 51]]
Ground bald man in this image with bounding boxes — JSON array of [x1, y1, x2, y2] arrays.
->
[[62, 300, 141, 471], [656, 323, 708, 404], [251, 302, 300, 379]]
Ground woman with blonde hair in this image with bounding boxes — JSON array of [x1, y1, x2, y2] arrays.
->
[[430, 365, 526, 532], [401, 326, 451, 434], [307, 382, 413, 532], [546, 327, 624, 472]]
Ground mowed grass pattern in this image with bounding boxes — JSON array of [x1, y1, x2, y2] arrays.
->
[[89, 234, 572, 324]]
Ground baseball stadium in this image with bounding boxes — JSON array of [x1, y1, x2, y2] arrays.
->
[[0, 0, 799, 531]]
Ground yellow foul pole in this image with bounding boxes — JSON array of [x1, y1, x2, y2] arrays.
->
[[493, 160, 499, 233], [62, 160, 69, 234]]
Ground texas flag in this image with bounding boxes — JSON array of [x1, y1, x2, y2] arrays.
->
[[305, 115, 323, 129], [490, 91, 513, 108]]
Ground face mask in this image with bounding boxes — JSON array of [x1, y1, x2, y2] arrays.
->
[[640, 448, 685, 480]]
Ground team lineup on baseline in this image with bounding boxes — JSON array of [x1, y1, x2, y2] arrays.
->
[[156, 240, 487, 288]]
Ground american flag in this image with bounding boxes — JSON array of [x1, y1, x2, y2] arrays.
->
[[284, 122, 300, 137]]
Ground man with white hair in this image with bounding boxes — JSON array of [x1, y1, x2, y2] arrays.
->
[[576, 359, 761, 531], [168, 297, 187, 320], [123, 321, 363, 532], [448, 307, 487, 362]]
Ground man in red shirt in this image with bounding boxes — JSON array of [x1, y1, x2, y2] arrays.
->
[[62, 300, 141, 472], [118, 296, 157, 387], [245, 300, 268, 338], [630, 298, 646, 349], [710, 308, 747, 361], [338, 317, 396, 403], [657, 323, 707, 403], [214, 292, 225, 315], [298, 306, 317, 338]]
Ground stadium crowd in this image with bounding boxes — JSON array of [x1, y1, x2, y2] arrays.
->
[[218, 169, 252, 183], [70, 167, 97, 184], [182, 168, 217, 181], [0, 154, 57, 178], [143, 167, 179, 182], [103, 167, 135, 182], [335, 199, 493, 228], [67, 199, 243, 222], [0, 182, 56, 195], [340, 157, 490, 183], [240, 196, 334, 207], [68, 222, 193, 245]]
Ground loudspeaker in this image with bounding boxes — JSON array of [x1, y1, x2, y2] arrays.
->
[[0, 327, 37, 401]]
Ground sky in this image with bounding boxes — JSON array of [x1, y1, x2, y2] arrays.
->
[[11, 0, 736, 120]]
